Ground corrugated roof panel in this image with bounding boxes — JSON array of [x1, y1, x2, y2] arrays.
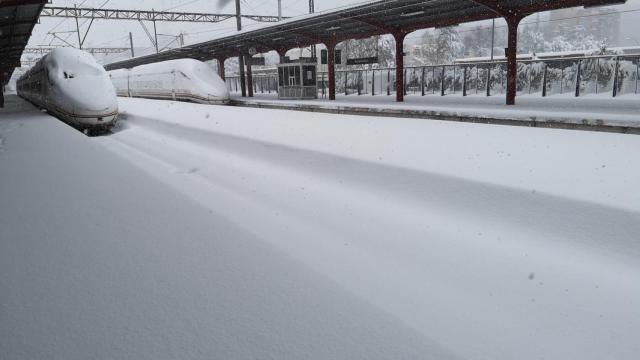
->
[[0, 1, 47, 85], [105, 0, 629, 71]]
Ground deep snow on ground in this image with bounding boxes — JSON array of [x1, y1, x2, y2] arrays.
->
[[0, 96, 460, 360], [2, 95, 640, 359]]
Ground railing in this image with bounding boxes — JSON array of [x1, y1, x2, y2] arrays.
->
[[278, 86, 317, 99], [225, 54, 640, 98]]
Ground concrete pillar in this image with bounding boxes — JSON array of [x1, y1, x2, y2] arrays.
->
[[216, 57, 226, 81], [238, 54, 247, 97], [246, 55, 254, 97], [325, 41, 337, 101], [393, 32, 407, 102], [505, 16, 522, 105]]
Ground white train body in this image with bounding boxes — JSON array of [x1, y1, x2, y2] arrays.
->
[[109, 59, 230, 105], [17, 48, 118, 131]]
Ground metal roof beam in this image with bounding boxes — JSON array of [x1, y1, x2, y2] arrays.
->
[[22, 47, 131, 54], [467, 0, 515, 17], [0, 0, 47, 81], [468, 0, 627, 18], [40, 6, 285, 23], [0, 0, 43, 8], [349, 16, 398, 34], [513, 0, 627, 16], [0, 19, 36, 27]]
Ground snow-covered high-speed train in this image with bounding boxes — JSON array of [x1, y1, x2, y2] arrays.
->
[[108, 59, 230, 105], [17, 48, 118, 134]]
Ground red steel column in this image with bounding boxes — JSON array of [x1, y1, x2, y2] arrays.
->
[[276, 48, 288, 63], [505, 16, 522, 105], [246, 55, 254, 97], [325, 41, 337, 100], [393, 31, 407, 102], [275, 48, 288, 98], [238, 53, 247, 97]]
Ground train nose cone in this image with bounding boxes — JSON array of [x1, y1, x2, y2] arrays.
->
[[66, 81, 117, 112], [75, 98, 115, 112]]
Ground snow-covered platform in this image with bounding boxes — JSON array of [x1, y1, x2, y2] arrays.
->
[[2, 95, 640, 360], [232, 93, 640, 134]]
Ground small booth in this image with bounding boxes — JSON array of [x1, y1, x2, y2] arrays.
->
[[277, 59, 317, 99]]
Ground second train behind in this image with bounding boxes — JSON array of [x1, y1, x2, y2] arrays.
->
[[109, 59, 230, 105]]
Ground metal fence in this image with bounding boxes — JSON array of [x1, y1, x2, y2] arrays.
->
[[226, 54, 640, 98]]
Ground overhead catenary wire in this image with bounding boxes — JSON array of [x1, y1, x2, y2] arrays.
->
[[46, 0, 377, 51], [44, 0, 90, 35], [53, 0, 112, 47], [161, 0, 204, 12]]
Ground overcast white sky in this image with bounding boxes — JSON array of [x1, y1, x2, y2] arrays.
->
[[30, 0, 640, 62], [31, 0, 369, 49]]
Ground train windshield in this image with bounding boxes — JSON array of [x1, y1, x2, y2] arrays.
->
[[59, 62, 103, 78]]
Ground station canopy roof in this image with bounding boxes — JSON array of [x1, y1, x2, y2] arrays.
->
[[0, 0, 47, 84], [103, 0, 628, 71]]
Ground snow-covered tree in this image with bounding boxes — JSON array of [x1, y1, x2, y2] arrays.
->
[[334, 35, 395, 69], [421, 27, 465, 65], [519, 25, 545, 54]]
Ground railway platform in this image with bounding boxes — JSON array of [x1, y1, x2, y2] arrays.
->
[[231, 93, 640, 134]]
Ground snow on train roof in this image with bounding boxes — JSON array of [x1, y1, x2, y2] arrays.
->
[[45, 48, 105, 71], [123, 58, 211, 75], [20, 48, 106, 81], [107, 58, 229, 98]]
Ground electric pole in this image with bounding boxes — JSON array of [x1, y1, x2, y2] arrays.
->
[[236, 0, 247, 97], [278, 0, 282, 21], [152, 9, 159, 54], [309, 0, 316, 58], [129, 32, 135, 57], [74, 4, 82, 49]]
